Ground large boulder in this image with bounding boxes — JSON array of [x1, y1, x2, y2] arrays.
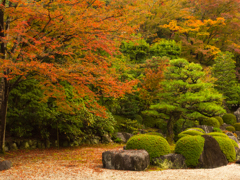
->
[[115, 132, 133, 143], [152, 153, 187, 169], [197, 125, 213, 133], [102, 150, 149, 171], [0, 160, 11, 171], [197, 135, 228, 168], [102, 134, 113, 144]]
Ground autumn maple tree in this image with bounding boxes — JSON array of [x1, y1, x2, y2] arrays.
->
[[0, 0, 147, 152]]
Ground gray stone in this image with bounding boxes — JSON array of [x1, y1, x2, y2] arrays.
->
[[102, 150, 149, 171], [197, 135, 228, 168], [152, 153, 187, 169], [102, 134, 113, 144], [0, 160, 11, 171], [197, 125, 213, 133], [228, 136, 239, 144], [235, 131, 240, 140], [90, 136, 100, 144], [234, 107, 240, 123], [115, 132, 133, 143], [4, 146, 9, 152], [28, 140, 33, 146], [226, 132, 235, 137], [21, 141, 30, 149]]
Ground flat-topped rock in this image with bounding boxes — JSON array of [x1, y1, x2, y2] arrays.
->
[[102, 150, 149, 171]]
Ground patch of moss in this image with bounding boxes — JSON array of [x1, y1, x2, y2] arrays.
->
[[230, 139, 239, 148], [202, 117, 220, 128], [226, 126, 235, 132], [175, 136, 205, 167], [207, 132, 228, 138], [126, 134, 170, 162], [186, 127, 205, 133], [213, 127, 222, 132], [212, 136, 236, 162], [234, 123, 240, 131], [222, 113, 237, 125], [145, 132, 164, 137], [178, 130, 204, 140], [214, 116, 224, 126]]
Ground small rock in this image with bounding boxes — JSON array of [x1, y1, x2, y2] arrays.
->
[[0, 160, 11, 171]]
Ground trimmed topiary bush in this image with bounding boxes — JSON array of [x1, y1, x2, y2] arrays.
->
[[145, 132, 164, 137], [207, 132, 228, 138], [222, 113, 237, 125], [230, 139, 239, 148], [186, 127, 205, 133], [202, 117, 220, 128], [126, 134, 170, 162], [175, 135, 205, 167], [234, 123, 240, 131], [213, 127, 222, 132], [214, 116, 224, 125], [178, 130, 204, 140], [226, 126, 235, 132], [212, 136, 236, 162]]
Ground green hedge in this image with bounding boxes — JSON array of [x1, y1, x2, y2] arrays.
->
[[145, 132, 164, 137], [186, 127, 205, 133], [212, 136, 236, 162], [207, 132, 228, 138], [234, 123, 240, 131], [214, 116, 224, 126], [175, 136, 205, 167], [226, 126, 235, 132], [202, 117, 220, 128], [126, 134, 170, 162], [222, 113, 237, 125], [177, 130, 204, 141]]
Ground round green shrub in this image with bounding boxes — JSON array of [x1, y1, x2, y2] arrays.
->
[[212, 136, 236, 162], [214, 116, 224, 125], [145, 132, 164, 137], [202, 117, 220, 128], [226, 126, 235, 132], [175, 135, 205, 167], [230, 139, 239, 148], [186, 127, 205, 133], [126, 134, 170, 162], [207, 132, 228, 138], [234, 123, 240, 131], [222, 113, 237, 125], [213, 127, 222, 132], [178, 130, 204, 140]]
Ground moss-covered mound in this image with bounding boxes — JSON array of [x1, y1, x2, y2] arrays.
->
[[213, 127, 222, 132], [222, 113, 237, 125], [202, 117, 220, 128], [230, 139, 239, 148], [126, 134, 170, 162], [226, 126, 235, 132], [175, 135, 205, 167], [214, 116, 224, 125], [178, 130, 204, 140], [234, 123, 240, 131], [145, 132, 164, 137], [212, 136, 236, 162], [207, 132, 228, 138], [186, 127, 205, 133]]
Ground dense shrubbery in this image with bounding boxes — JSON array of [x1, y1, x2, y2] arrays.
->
[[201, 117, 220, 128], [177, 130, 204, 141], [113, 115, 139, 134], [213, 127, 222, 132], [207, 132, 228, 138], [214, 117, 224, 126], [145, 131, 164, 137], [226, 126, 235, 132], [186, 127, 205, 133], [222, 113, 237, 125], [212, 136, 236, 162], [175, 136, 205, 167], [126, 134, 170, 162], [234, 123, 240, 131]]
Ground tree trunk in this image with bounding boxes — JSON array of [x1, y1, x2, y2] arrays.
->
[[166, 118, 174, 145], [0, 79, 8, 153]]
